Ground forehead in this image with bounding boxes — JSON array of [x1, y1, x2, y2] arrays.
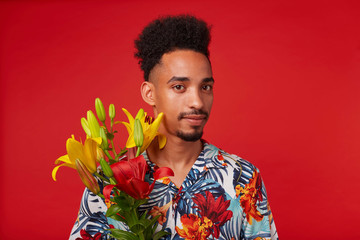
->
[[149, 49, 212, 84]]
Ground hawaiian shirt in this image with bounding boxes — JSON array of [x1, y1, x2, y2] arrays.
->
[[69, 142, 278, 240]]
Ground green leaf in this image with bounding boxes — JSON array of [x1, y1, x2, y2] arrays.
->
[[121, 148, 128, 154], [119, 148, 128, 156], [140, 210, 149, 220], [148, 214, 161, 228], [113, 196, 131, 211], [129, 220, 147, 234], [122, 191, 135, 206], [109, 229, 139, 240], [109, 214, 126, 223], [105, 204, 122, 217], [152, 221, 159, 233], [133, 198, 148, 209], [153, 230, 171, 240]]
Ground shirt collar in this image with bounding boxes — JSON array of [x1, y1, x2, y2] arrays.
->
[[142, 140, 227, 173]]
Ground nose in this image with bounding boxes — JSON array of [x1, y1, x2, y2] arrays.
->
[[188, 88, 204, 109]]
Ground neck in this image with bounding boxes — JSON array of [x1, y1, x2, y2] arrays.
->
[[146, 135, 203, 187], [147, 135, 203, 167]]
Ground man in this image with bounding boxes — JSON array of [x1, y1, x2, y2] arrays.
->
[[70, 15, 278, 240]]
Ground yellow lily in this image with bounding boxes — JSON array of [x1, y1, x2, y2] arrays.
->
[[121, 108, 166, 155], [52, 135, 102, 181]]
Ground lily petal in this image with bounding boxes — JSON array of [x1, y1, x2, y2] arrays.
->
[[52, 162, 76, 181], [121, 121, 133, 135], [66, 137, 85, 163], [122, 179, 150, 199], [55, 154, 71, 164], [122, 108, 134, 128], [157, 133, 167, 149], [91, 137, 102, 145], [83, 138, 100, 173], [125, 129, 136, 149], [103, 184, 116, 200], [153, 167, 174, 180], [149, 112, 163, 136]]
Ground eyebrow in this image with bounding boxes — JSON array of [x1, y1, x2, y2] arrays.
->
[[167, 76, 215, 84]]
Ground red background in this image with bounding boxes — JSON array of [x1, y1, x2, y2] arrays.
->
[[1, 0, 359, 239]]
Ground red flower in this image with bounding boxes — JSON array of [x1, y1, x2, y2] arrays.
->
[[217, 150, 224, 161], [192, 191, 233, 238], [75, 229, 101, 240], [103, 155, 174, 200]]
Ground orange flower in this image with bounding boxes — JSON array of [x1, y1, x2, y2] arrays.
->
[[149, 201, 172, 225], [105, 199, 116, 209], [237, 170, 264, 224], [159, 176, 171, 185], [235, 184, 241, 198], [175, 214, 209, 240]]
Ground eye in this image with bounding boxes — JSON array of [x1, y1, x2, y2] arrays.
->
[[202, 85, 213, 91], [173, 84, 185, 91]]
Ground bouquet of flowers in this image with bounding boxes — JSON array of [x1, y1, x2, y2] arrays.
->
[[52, 98, 174, 240]]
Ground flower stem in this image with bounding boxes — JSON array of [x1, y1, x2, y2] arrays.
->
[[97, 192, 105, 199], [104, 150, 114, 160], [110, 139, 117, 158], [132, 207, 145, 240], [94, 172, 108, 183]]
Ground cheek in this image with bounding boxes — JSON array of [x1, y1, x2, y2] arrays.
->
[[205, 95, 214, 111], [156, 94, 178, 117], [156, 90, 180, 109]]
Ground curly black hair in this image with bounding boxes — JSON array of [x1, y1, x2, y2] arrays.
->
[[134, 15, 212, 81]]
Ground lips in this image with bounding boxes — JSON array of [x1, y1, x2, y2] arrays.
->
[[182, 115, 207, 126]]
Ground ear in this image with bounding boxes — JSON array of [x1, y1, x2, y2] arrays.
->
[[140, 81, 156, 106]]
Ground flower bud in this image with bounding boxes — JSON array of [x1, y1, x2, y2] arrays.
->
[[87, 110, 100, 137], [95, 98, 106, 122], [75, 159, 100, 195], [135, 108, 144, 120], [81, 118, 91, 137], [100, 158, 113, 178], [97, 148, 105, 161], [134, 119, 144, 148], [109, 104, 115, 120], [99, 127, 109, 149]]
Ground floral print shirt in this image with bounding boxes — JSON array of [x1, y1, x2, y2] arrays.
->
[[70, 142, 278, 240]]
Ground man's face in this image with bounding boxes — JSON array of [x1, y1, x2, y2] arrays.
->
[[148, 49, 214, 142]]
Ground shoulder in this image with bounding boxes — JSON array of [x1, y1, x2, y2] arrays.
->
[[203, 142, 262, 185], [203, 142, 259, 172]]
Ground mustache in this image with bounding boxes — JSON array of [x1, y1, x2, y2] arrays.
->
[[177, 109, 209, 120]]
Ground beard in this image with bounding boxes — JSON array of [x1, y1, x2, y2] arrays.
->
[[175, 109, 208, 142], [176, 127, 203, 142]]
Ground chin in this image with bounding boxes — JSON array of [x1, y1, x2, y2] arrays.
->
[[176, 130, 203, 142]]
